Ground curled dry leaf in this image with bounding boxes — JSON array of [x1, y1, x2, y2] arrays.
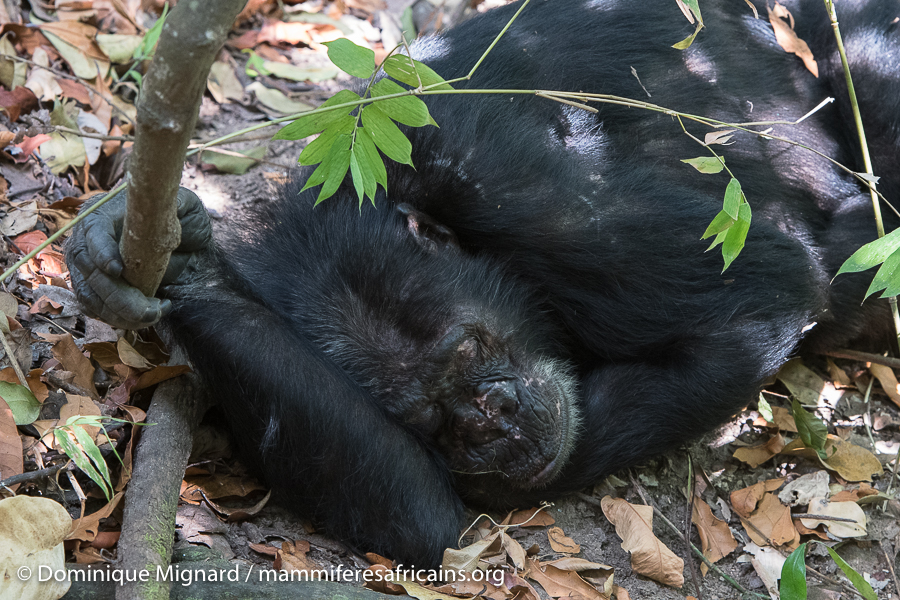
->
[[732, 432, 785, 468], [767, 2, 819, 77], [800, 497, 867, 538], [526, 558, 607, 600], [600, 496, 684, 587], [730, 478, 784, 518], [869, 363, 900, 409], [740, 492, 798, 548], [691, 500, 738, 575], [548, 526, 581, 554]]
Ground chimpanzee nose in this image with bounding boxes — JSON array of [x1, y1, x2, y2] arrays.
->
[[473, 380, 517, 417]]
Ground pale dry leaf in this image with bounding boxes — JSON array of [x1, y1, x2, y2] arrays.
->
[[800, 497, 867, 538], [778, 470, 829, 507], [0, 495, 72, 600]]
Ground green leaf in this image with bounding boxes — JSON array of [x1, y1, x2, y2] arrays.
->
[[0, 382, 39, 426], [836, 227, 900, 276], [242, 49, 271, 77], [298, 115, 356, 166], [301, 133, 352, 204], [792, 398, 828, 460], [70, 421, 113, 500], [723, 177, 742, 219], [357, 127, 388, 193], [706, 229, 727, 251], [673, 22, 703, 49], [136, 4, 168, 59], [324, 38, 376, 79], [721, 202, 751, 271], [681, 156, 724, 174], [273, 89, 361, 141], [383, 55, 452, 90], [866, 246, 900, 299], [349, 145, 379, 207], [780, 543, 808, 600], [702, 210, 735, 240], [55, 427, 111, 500], [823, 546, 877, 600], [758, 394, 773, 422], [370, 79, 436, 127], [360, 106, 413, 166], [201, 146, 267, 175]]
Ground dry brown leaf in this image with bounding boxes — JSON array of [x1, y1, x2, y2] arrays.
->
[[600, 496, 684, 587], [116, 337, 153, 370], [741, 492, 797, 547], [767, 2, 818, 77], [868, 363, 900, 408], [730, 479, 784, 518], [507, 506, 555, 526], [526, 558, 607, 599], [0, 398, 23, 491], [691, 500, 738, 575], [276, 539, 321, 574], [57, 394, 101, 440], [733, 433, 785, 467], [134, 365, 192, 391], [752, 406, 798, 432], [548, 525, 581, 554], [363, 564, 406, 595], [67, 492, 124, 542], [793, 518, 829, 540], [181, 474, 267, 503], [51, 334, 97, 396], [826, 359, 852, 386], [83, 341, 122, 371]]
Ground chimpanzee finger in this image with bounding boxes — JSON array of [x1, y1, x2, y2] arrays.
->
[[175, 188, 213, 252], [81, 191, 128, 278], [70, 248, 170, 329]]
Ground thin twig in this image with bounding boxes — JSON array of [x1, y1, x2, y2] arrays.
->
[[0, 462, 69, 489], [684, 457, 704, 600], [824, 349, 900, 369]]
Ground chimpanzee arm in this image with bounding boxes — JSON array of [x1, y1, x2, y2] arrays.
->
[[66, 188, 212, 330], [166, 271, 464, 566]]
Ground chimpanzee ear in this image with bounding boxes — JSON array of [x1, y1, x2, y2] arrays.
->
[[396, 203, 459, 253]]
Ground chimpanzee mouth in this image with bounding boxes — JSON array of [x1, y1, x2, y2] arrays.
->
[[524, 356, 580, 488]]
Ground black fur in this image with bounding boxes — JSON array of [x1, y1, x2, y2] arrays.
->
[[66, 0, 899, 567]]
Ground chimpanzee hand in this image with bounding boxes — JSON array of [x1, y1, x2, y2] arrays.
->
[[66, 187, 213, 330]]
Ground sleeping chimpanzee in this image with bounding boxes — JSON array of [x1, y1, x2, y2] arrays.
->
[[67, 0, 898, 567]]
